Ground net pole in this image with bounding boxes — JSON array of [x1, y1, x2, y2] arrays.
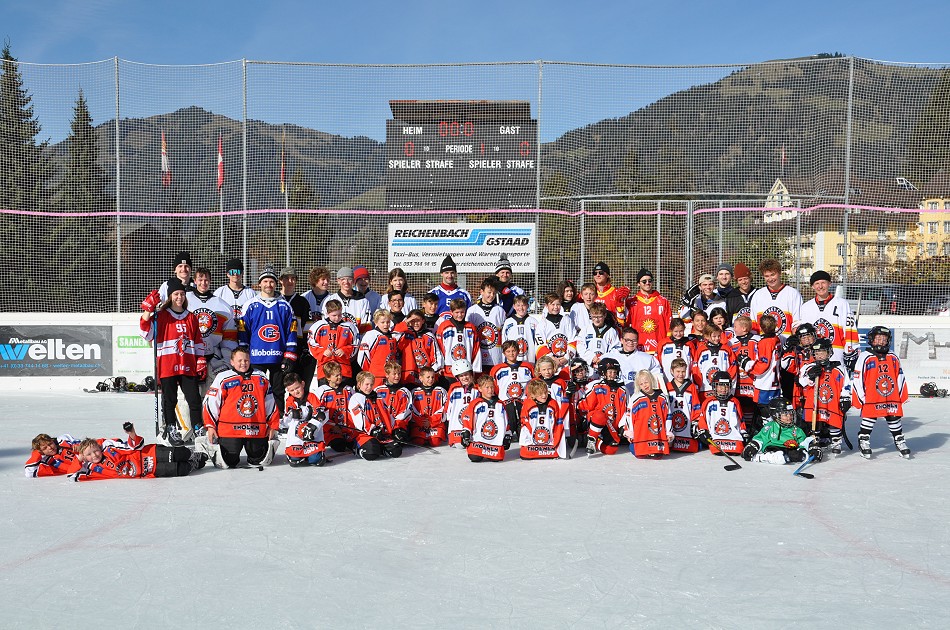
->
[[535, 60, 542, 299], [795, 201, 802, 291], [219, 188, 224, 255], [242, 59, 248, 267], [114, 56, 122, 312], [718, 201, 724, 265], [284, 189, 289, 266], [656, 202, 662, 293], [842, 56, 855, 288], [579, 199, 586, 285]]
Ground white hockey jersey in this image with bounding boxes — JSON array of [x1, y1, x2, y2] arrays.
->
[[749, 284, 802, 338]]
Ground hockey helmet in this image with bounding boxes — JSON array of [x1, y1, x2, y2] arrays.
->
[[768, 396, 796, 427], [451, 359, 473, 377], [796, 323, 817, 345], [920, 382, 938, 398], [811, 338, 833, 365], [598, 357, 621, 378], [712, 370, 732, 401], [568, 356, 589, 379], [867, 325, 891, 355], [143, 375, 156, 391]]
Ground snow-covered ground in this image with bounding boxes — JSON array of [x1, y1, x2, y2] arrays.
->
[[1, 391, 948, 629]]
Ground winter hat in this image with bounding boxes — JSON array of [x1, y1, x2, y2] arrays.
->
[[440, 255, 457, 273], [716, 263, 734, 277], [225, 258, 244, 274], [172, 251, 192, 269], [636, 268, 653, 282], [353, 265, 370, 280], [810, 270, 832, 285], [279, 267, 297, 279], [733, 263, 751, 279], [166, 277, 187, 295], [593, 261, 611, 276], [258, 266, 279, 283], [337, 266, 354, 279], [496, 255, 513, 274]]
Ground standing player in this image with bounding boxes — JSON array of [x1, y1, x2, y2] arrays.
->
[[800, 270, 859, 369], [188, 267, 238, 382], [591, 261, 629, 326], [780, 322, 817, 410], [679, 274, 726, 321], [385, 268, 418, 314], [624, 268, 672, 355], [725, 263, 756, 323], [490, 340, 535, 439], [430, 255, 472, 315], [353, 265, 382, 314], [692, 324, 737, 403], [494, 254, 524, 315], [467, 278, 506, 371], [749, 258, 801, 339], [358, 310, 405, 385], [502, 294, 539, 365], [657, 318, 693, 383], [301, 266, 333, 330], [852, 326, 910, 459], [574, 302, 619, 369], [214, 257, 256, 321], [280, 267, 317, 394], [399, 309, 443, 384], [799, 338, 852, 453], [308, 299, 358, 387], [436, 299, 482, 379], [158, 251, 196, 299], [321, 267, 372, 334], [534, 293, 577, 369]]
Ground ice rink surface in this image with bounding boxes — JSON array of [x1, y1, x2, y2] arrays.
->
[[2, 391, 948, 629]]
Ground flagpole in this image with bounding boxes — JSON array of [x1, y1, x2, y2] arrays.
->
[[219, 187, 224, 255], [218, 135, 225, 255], [281, 128, 289, 266]]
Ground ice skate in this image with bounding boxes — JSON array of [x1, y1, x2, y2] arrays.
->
[[893, 434, 911, 459], [858, 433, 871, 459]]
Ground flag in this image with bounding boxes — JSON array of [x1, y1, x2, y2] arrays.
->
[[217, 136, 224, 191], [161, 130, 172, 187], [279, 129, 286, 194]]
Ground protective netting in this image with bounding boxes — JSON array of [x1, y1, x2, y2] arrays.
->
[[2, 54, 950, 314]]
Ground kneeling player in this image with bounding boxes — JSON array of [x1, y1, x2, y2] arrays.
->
[[520, 379, 568, 459], [460, 375, 510, 462], [282, 372, 328, 466], [695, 371, 746, 456], [347, 370, 403, 460], [665, 358, 701, 453], [579, 357, 626, 455], [742, 397, 821, 464], [410, 366, 448, 446], [621, 370, 673, 458], [69, 434, 206, 481]]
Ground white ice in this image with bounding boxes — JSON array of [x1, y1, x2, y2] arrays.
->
[[1, 391, 948, 628]]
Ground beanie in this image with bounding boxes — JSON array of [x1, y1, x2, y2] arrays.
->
[[733, 263, 751, 279], [496, 255, 512, 274], [810, 270, 832, 285], [440, 255, 457, 273], [258, 266, 279, 283], [172, 251, 192, 269]]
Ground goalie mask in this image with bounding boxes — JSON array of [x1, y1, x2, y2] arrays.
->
[[768, 397, 796, 427], [712, 371, 732, 401]]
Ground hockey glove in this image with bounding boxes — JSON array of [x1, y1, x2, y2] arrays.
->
[[839, 398, 852, 414], [299, 422, 320, 442], [289, 407, 302, 421], [392, 427, 409, 443], [369, 424, 384, 439], [806, 365, 822, 380], [281, 357, 295, 374], [786, 449, 806, 463], [784, 334, 800, 352], [460, 430, 472, 447], [122, 422, 134, 433], [502, 434, 512, 450], [807, 444, 823, 462], [736, 351, 750, 369], [843, 351, 858, 373], [741, 442, 760, 461], [196, 356, 208, 381], [141, 290, 162, 313]]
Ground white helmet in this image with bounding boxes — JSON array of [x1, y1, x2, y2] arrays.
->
[[451, 359, 473, 377]]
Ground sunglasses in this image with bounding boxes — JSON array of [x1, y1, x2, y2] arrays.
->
[[639, 279, 653, 284], [593, 271, 607, 276]]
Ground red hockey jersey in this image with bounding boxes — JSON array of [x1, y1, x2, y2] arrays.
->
[[202, 368, 278, 439], [140, 308, 206, 378], [852, 351, 908, 418], [519, 397, 567, 459]]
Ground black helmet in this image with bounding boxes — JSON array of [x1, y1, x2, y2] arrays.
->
[[867, 325, 891, 355], [768, 396, 796, 426], [796, 323, 817, 343], [921, 382, 938, 398], [569, 356, 589, 378], [598, 357, 621, 378], [712, 370, 732, 401], [811, 338, 833, 365]]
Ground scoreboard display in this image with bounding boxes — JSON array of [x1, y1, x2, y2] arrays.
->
[[385, 100, 538, 210]]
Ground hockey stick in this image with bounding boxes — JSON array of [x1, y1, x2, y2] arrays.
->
[[793, 455, 815, 479], [152, 310, 160, 440], [704, 437, 742, 471], [811, 369, 820, 434], [393, 438, 441, 454]]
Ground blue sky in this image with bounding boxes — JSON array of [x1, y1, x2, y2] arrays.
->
[[5, 0, 950, 143]]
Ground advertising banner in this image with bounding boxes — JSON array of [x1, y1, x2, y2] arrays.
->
[[0, 325, 112, 376], [388, 222, 537, 273]]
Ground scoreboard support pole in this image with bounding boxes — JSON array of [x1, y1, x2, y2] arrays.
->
[[535, 60, 543, 302]]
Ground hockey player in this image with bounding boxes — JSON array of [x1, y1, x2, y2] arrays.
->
[[347, 371, 403, 460], [692, 324, 737, 403], [799, 338, 852, 454], [724, 262, 756, 322], [409, 366, 448, 447], [436, 299, 482, 379], [657, 318, 694, 383], [460, 375, 511, 462], [358, 309, 407, 385], [665, 358, 702, 453], [565, 356, 592, 447], [519, 379, 568, 459], [494, 254, 524, 315], [281, 372, 328, 466], [695, 370, 746, 456], [686, 310, 707, 342], [189, 267, 238, 385], [374, 360, 412, 443], [214, 257, 256, 320], [620, 370, 673, 458], [321, 267, 372, 334], [780, 322, 817, 409], [579, 357, 626, 455], [69, 437, 206, 481], [385, 268, 417, 314], [353, 265, 382, 314], [742, 397, 821, 465], [158, 251, 196, 299], [421, 293, 441, 330], [591, 261, 629, 326], [430, 255, 472, 315], [445, 359, 480, 447], [604, 327, 664, 388], [238, 266, 298, 416], [140, 277, 206, 445], [534, 293, 577, 369], [738, 314, 783, 425], [199, 347, 279, 469], [398, 309, 443, 384], [852, 326, 910, 459], [25, 433, 81, 477], [624, 268, 672, 355], [749, 258, 802, 339], [574, 302, 620, 369], [679, 274, 726, 321], [280, 267, 317, 395], [569, 283, 596, 332], [301, 266, 332, 328], [311, 361, 354, 453], [502, 294, 539, 365], [800, 270, 859, 369], [490, 340, 535, 438], [725, 315, 758, 434], [467, 277, 506, 370], [308, 299, 358, 386]]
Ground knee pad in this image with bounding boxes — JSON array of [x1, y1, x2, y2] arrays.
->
[[467, 454, 485, 463], [261, 438, 280, 466], [384, 442, 403, 458], [359, 439, 382, 461], [287, 457, 310, 467]]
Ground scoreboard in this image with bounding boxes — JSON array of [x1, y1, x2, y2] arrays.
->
[[385, 100, 538, 210]]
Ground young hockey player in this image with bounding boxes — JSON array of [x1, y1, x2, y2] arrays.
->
[[780, 322, 817, 409], [569, 282, 597, 332], [852, 326, 910, 459], [657, 318, 694, 383], [436, 299, 482, 379], [445, 359, 480, 446], [398, 309, 443, 384], [692, 324, 737, 403], [620, 370, 673, 458], [534, 292, 577, 369], [199, 347, 279, 469], [603, 327, 663, 388], [347, 370, 403, 460], [25, 433, 81, 477], [665, 358, 702, 453], [565, 356, 592, 448], [725, 315, 758, 434], [686, 310, 707, 342], [374, 361, 412, 443], [749, 258, 802, 339], [353, 265, 382, 314], [311, 361, 354, 453], [502, 294, 539, 365], [519, 379, 568, 459], [624, 268, 672, 355], [800, 270, 860, 369], [798, 338, 852, 454], [742, 397, 821, 465], [709, 308, 730, 343], [69, 433, 206, 481], [467, 277, 506, 370], [409, 366, 448, 447], [358, 309, 406, 385], [385, 267, 417, 314], [459, 374, 511, 462], [281, 372, 328, 466], [737, 314, 783, 428], [574, 302, 620, 369], [490, 340, 535, 438], [321, 267, 372, 333], [421, 293, 441, 330], [308, 299, 358, 386], [301, 266, 332, 329], [695, 370, 746, 456], [579, 357, 626, 456], [189, 267, 238, 384], [214, 257, 257, 320], [430, 255, 472, 315]]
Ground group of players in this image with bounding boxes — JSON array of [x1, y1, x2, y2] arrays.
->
[[26, 251, 912, 480]]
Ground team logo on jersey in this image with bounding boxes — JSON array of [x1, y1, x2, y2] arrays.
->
[[763, 307, 788, 334], [818, 383, 834, 405], [814, 318, 834, 341], [451, 345, 467, 361], [783, 439, 799, 449], [532, 425, 552, 444], [341, 312, 358, 325], [670, 409, 688, 433], [193, 307, 218, 336], [507, 382, 524, 400], [258, 324, 280, 343], [480, 418, 499, 440], [601, 403, 616, 421], [548, 334, 569, 357], [713, 418, 731, 436], [237, 394, 259, 418], [647, 413, 662, 435], [516, 338, 528, 356], [478, 323, 501, 349], [875, 374, 895, 397], [641, 318, 657, 333], [705, 367, 720, 387], [737, 306, 751, 319], [413, 346, 429, 366]]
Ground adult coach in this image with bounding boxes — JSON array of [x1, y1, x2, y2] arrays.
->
[[591, 261, 628, 326], [749, 258, 801, 340], [624, 268, 672, 355], [494, 254, 524, 315], [725, 262, 756, 323]]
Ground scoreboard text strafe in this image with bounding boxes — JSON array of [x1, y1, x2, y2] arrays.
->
[[385, 100, 538, 210]]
